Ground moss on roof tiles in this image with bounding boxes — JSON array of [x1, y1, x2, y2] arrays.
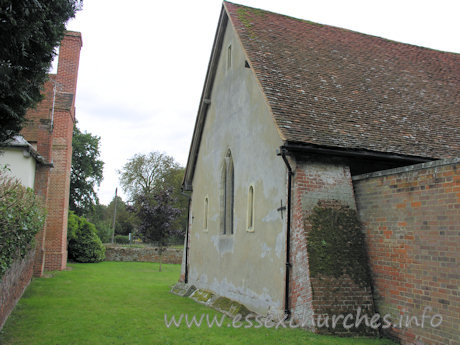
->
[[224, 1, 460, 159]]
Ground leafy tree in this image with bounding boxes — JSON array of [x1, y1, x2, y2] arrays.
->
[[70, 125, 104, 216], [136, 188, 180, 271], [106, 196, 137, 236], [85, 197, 137, 243], [118, 151, 179, 201], [85, 204, 112, 243], [164, 167, 188, 238], [118, 151, 187, 239], [0, 0, 82, 143]]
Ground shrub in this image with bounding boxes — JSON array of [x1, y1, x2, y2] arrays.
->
[[114, 235, 129, 244], [0, 169, 46, 278], [68, 213, 105, 263], [67, 211, 79, 244]]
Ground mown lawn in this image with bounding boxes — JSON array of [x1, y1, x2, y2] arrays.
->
[[0, 262, 396, 345]]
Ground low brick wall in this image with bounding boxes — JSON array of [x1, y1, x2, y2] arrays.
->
[[104, 245, 183, 264], [0, 248, 35, 330]]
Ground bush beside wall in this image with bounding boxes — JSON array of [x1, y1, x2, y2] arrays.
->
[[67, 212, 105, 263], [0, 171, 45, 278]]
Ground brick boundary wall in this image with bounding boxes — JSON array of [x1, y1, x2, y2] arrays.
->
[[353, 158, 460, 345], [104, 245, 183, 264], [0, 249, 35, 330]]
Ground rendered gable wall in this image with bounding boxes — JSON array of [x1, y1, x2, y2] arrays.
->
[[187, 19, 288, 315]]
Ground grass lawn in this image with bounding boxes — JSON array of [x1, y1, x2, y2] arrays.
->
[[0, 262, 397, 345]]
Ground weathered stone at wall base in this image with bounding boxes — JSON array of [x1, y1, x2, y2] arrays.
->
[[104, 245, 183, 264], [171, 282, 196, 297], [0, 249, 35, 330], [170, 283, 254, 319]]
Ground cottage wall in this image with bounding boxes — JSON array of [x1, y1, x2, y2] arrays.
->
[[0, 147, 36, 188]]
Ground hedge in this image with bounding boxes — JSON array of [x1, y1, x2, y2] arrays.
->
[[0, 170, 46, 278]]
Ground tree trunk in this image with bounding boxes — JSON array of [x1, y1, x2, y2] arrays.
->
[[159, 250, 163, 272]]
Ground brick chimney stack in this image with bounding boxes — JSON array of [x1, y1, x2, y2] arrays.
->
[[21, 31, 82, 275]]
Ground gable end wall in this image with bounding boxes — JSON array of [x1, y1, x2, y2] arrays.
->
[[186, 17, 287, 316]]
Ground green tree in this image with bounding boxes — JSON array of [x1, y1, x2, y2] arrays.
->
[[136, 188, 180, 271], [0, 0, 82, 143], [85, 197, 138, 243], [118, 151, 187, 239], [70, 125, 104, 216], [105, 196, 137, 236], [164, 167, 188, 237], [118, 152, 179, 201], [85, 204, 112, 243]]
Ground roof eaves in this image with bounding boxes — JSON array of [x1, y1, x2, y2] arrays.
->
[[0, 136, 53, 167], [283, 141, 436, 163]]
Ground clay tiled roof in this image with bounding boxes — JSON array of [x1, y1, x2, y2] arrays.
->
[[224, 2, 460, 159]]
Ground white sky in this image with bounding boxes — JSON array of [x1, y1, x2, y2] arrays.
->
[[65, 0, 460, 205]]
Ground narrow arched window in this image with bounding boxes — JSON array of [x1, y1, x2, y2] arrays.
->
[[220, 150, 234, 235], [204, 197, 208, 231], [227, 44, 232, 70], [247, 185, 254, 231]]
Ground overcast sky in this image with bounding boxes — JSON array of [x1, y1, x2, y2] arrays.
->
[[64, 0, 460, 205]]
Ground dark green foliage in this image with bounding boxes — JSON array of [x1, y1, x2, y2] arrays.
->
[[0, 170, 46, 277], [118, 151, 187, 238], [306, 204, 371, 287], [85, 198, 137, 243], [164, 167, 188, 236], [0, 0, 82, 143], [114, 235, 129, 244], [67, 211, 79, 244], [106, 196, 136, 236], [93, 220, 112, 243], [67, 212, 105, 263], [85, 203, 112, 243], [136, 188, 180, 271], [136, 188, 180, 246], [70, 125, 104, 216]]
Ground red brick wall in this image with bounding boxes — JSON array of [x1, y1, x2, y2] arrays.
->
[[21, 31, 82, 275], [290, 159, 375, 332], [354, 158, 460, 345], [0, 249, 35, 330], [290, 165, 314, 325]]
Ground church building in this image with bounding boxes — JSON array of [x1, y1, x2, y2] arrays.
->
[[179, 2, 459, 343]]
